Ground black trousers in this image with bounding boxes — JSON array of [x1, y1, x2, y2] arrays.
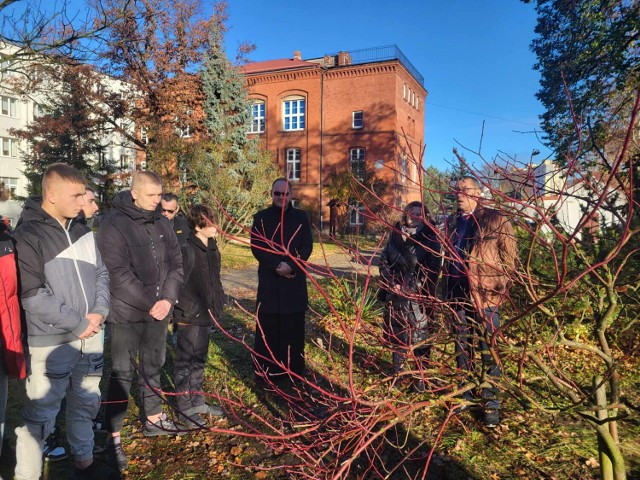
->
[[253, 311, 305, 377], [105, 319, 169, 433], [173, 324, 212, 412]]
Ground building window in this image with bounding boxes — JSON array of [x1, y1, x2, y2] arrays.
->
[[283, 97, 305, 131], [34, 102, 47, 117], [349, 201, 364, 226], [350, 147, 366, 181], [403, 83, 407, 100], [352, 110, 363, 129], [0, 137, 18, 157], [286, 147, 301, 181], [401, 153, 408, 184], [140, 127, 149, 145], [249, 101, 265, 133], [0, 177, 18, 196], [1, 96, 18, 118], [120, 154, 132, 170]]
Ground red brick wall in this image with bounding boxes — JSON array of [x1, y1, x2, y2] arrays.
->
[[246, 60, 426, 228]]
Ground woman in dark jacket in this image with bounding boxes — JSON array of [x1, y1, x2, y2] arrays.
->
[[173, 205, 225, 424], [378, 201, 441, 384]]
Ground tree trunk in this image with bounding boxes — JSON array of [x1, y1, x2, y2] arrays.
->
[[593, 376, 627, 480]]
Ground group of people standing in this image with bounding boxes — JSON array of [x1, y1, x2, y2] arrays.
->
[[378, 176, 517, 428], [0, 163, 516, 479], [0, 164, 230, 480]]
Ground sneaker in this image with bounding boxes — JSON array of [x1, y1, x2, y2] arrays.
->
[[43, 430, 67, 462], [191, 404, 224, 417], [180, 412, 208, 428], [105, 439, 128, 472], [143, 416, 185, 437], [484, 409, 500, 428]]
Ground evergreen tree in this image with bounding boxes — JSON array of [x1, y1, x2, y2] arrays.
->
[[195, 21, 277, 237], [526, 0, 640, 158]]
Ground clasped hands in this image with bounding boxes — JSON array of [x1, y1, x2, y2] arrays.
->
[[78, 312, 104, 339], [276, 261, 296, 279]]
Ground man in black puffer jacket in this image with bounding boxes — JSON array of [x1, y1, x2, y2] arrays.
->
[[97, 171, 183, 472]]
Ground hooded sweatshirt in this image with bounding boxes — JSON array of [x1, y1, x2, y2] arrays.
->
[[13, 198, 110, 347]]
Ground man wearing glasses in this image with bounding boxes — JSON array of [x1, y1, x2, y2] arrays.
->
[[161, 193, 191, 246], [444, 176, 517, 428], [250, 178, 313, 382]]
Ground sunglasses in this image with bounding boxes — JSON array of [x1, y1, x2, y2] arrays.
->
[[272, 191, 290, 197], [162, 208, 178, 214]]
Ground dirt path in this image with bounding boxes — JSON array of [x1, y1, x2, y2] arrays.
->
[[221, 249, 377, 298]]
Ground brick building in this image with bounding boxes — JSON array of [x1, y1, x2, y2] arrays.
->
[[242, 45, 426, 229]]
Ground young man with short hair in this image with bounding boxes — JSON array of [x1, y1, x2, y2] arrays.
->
[[161, 192, 190, 246], [13, 163, 110, 480], [97, 171, 183, 472]]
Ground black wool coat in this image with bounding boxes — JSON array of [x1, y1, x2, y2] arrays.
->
[[250, 204, 313, 315]]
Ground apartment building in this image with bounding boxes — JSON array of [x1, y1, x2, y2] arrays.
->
[[242, 45, 426, 229], [0, 47, 137, 226]]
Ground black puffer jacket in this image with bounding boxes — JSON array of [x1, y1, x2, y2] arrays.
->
[[174, 232, 225, 327], [97, 191, 183, 323]]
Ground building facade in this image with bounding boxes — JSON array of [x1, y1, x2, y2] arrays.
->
[[0, 46, 138, 226], [242, 45, 426, 229]]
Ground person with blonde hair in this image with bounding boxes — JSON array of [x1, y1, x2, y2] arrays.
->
[[97, 171, 183, 471]]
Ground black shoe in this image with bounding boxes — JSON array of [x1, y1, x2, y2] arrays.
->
[[43, 429, 67, 462], [105, 439, 128, 472], [484, 409, 500, 428]]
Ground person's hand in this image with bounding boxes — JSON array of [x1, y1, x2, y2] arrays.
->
[[276, 262, 293, 277], [86, 313, 103, 328], [150, 299, 172, 320], [78, 321, 99, 339]]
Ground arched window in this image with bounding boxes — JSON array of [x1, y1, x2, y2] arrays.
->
[[282, 96, 305, 131], [249, 100, 265, 133]]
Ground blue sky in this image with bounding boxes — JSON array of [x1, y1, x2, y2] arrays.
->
[[223, 0, 553, 171]]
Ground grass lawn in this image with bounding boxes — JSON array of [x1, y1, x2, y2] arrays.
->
[[2, 261, 638, 479]]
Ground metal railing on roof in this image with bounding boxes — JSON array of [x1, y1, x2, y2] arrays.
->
[[326, 45, 424, 86]]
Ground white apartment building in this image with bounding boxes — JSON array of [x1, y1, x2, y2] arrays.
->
[[0, 46, 138, 226]]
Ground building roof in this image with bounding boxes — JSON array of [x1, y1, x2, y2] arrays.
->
[[242, 58, 320, 74]]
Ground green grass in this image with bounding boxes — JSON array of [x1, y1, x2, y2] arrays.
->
[[3, 266, 639, 480]]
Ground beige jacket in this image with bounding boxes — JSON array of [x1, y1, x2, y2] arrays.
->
[[445, 206, 517, 308]]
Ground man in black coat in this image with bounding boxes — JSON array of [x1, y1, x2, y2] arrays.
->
[[161, 192, 190, 246], [97, 171, 183, 472], [250, 178, 313, 380]]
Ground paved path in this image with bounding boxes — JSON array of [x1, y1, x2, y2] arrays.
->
[[221, 249, 377, 298]]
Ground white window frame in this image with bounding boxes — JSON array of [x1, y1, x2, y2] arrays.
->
[[140, 127, 149, 145], [0, 176, 18, 196], [1, 95, 18, 118], [286, 147, 301, 181], [350, 147, 366, 181], [283, 97, 305, 131], [349, 202, 365, 226], [249, 101, 265, 133], [0, 137, 18, 157], [352, 110, 363, 129]]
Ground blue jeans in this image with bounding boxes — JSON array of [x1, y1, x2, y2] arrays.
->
[[454, 307, 501, 410]]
